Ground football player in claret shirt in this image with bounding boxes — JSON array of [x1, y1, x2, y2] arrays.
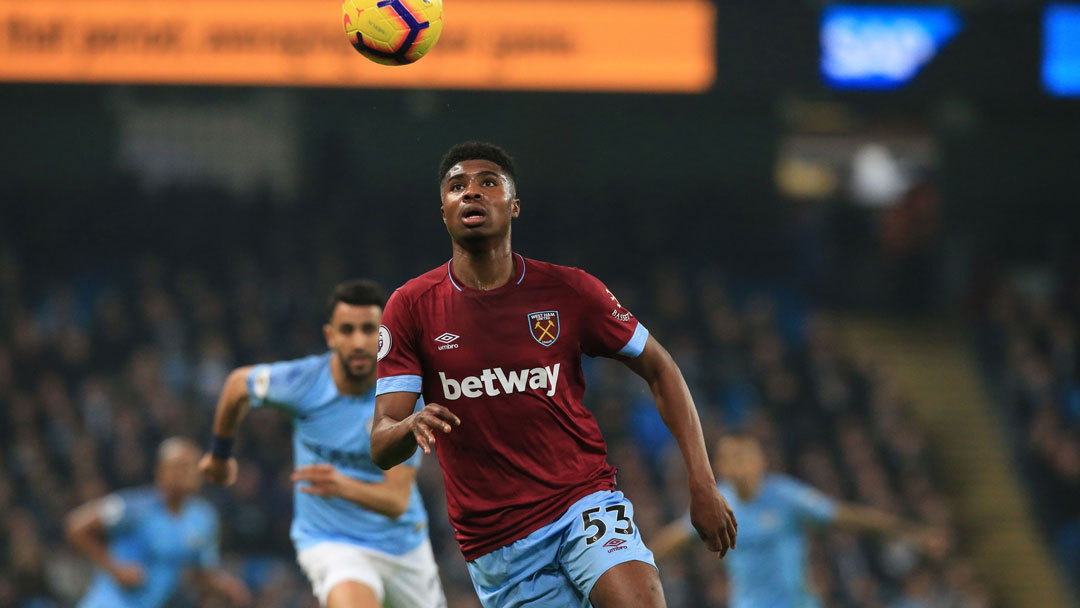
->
[[371, 141, 738, 608]]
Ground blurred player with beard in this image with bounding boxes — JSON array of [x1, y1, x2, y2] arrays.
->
[[66, 437, 250, 608], [371, 141, 738, 608], [199, 280, 446, 608]]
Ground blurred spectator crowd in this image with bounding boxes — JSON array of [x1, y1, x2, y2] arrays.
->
[[973, 261, 1080, 595]]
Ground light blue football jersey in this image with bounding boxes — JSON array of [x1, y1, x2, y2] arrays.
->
[[684, 474, 837, 608], [247, 353, 427, 554], [77, 487, 219, 608]]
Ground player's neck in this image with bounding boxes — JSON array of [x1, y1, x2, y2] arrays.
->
[[330, 355, 375, 395], [451, 239, 514, 291], [734, 479, 760, 501], [159, 488, 186, 514]]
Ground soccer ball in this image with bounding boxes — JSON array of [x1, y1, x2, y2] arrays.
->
[[342, 0, 444, 66]]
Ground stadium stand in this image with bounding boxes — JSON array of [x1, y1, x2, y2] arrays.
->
[[973, 262, 1080, 596]]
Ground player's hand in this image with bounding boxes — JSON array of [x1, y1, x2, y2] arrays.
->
[[108, 561, 146, 588], [291, 463, 348, 498], [219, 574, 252, 607], [406, 403, 460, 455], [689, 484, 738, 559], [198, 453, 238, 486], [909, 526, 951, 559]]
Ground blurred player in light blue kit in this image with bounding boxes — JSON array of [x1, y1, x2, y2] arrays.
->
[[652, 435, 944, 608], [66, 437, 250, 608], [199, 279, 445, 608]]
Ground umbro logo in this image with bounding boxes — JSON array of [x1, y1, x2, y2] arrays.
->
[[435, 333, 460, 351], [603, 538, 628, 553]]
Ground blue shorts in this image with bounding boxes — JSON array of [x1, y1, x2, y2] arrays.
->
[[466, 490, 657, 608]]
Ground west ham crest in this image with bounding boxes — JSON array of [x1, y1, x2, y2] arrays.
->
[[527, 311, 560, 347]]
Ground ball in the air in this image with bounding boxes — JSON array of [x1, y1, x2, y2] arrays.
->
[[342, 0, 444, 65]]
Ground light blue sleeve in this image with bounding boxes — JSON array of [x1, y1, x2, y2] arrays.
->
[[402, 396, 425, 468], [617, 324, 650, 358], [98, 489, 143, 535], [246, 355, 326, 416], [775, 476, 837, 525], [195, 504, 221, 569]]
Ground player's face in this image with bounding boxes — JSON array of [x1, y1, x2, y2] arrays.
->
[[324, 303, 381, 380], [440, 160, 520, 243], [716, 437, 767, 486], [157, 443, 202, 496]]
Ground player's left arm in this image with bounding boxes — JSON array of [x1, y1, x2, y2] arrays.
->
[[832, 503, 947, 555], [372, 289, 460, 469], [617, 335, 738, 557], [782, 476, 945, 555], [290, 462, 417, 519]]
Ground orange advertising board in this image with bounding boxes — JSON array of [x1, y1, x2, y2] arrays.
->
[[0, 0, 715, 92]]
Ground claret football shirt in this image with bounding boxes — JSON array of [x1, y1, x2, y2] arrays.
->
[[376, 253, 649, 559]]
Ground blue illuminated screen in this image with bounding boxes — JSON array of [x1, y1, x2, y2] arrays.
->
[[1044, 3, 1080, 96], [821, 5, 963, 90]]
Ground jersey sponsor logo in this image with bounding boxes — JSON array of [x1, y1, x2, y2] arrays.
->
[[760, 511, 779, 530], [527, 310, 560, 346], [611, 309, 632, 322], [377, 325, 392, 361], [300, 440, 372, 471], [434, 332, 460, 351], [438, 363, 561, 400], [184, 530, 206, 550]]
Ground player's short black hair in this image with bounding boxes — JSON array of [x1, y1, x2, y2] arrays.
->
[[327, 279, 386, 321], [439, 141, 517, 186]]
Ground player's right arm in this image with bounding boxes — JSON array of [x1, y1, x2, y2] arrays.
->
[[65, 495, 145, 588], [370, 288, 460, 469], [199, 365, 255, 486], [371, 392, 459, 469]]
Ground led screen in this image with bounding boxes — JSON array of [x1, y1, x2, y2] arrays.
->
[[821, 5, 962, 90], [1044, 3, 1080, 96]]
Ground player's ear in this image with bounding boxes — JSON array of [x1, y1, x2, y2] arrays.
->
[[322, 323, 334, 348], [510, 197, 521, 218]]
